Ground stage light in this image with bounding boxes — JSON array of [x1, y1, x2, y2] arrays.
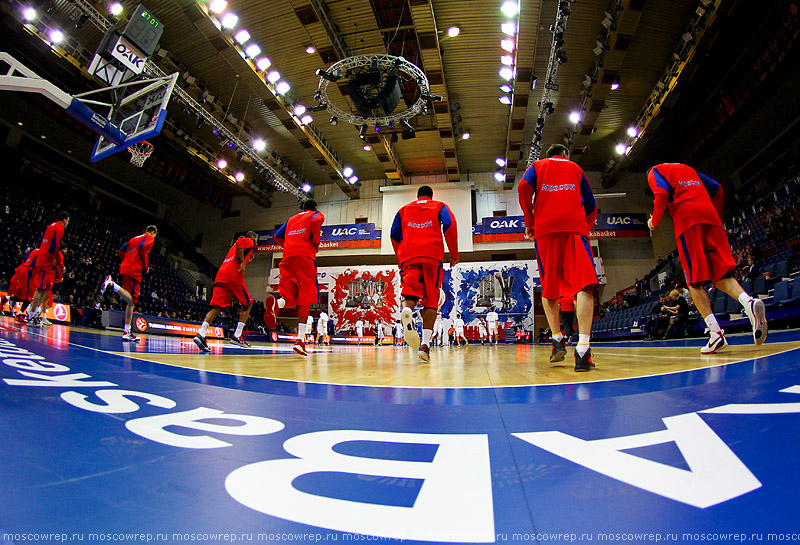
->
[[400, 119, 416, 137], [49, 30, 64, 44], [501, 38, 515, 52], [374, 124, 381, 132], [329, 116, 338, 125], [23, 7, 36, 21], [315, 68, 341, 82], [363, 145, 372, 151], [245, 44, 261, 58], [501, 22, 516, 36], [627, 126, 638, 138], [305, 45, 316, 54], [358, 125, 368, 139], [501, 55, 514, 66], [615, 143, 626, 155], [531, 76, 538, 90], [494, 171, 505, 182], [610, 81, 620, 90], [569, 111, 581, 124], [496, 158, 506, 167], [209, 0, 227, 14], [221, 12, 238, 28], [266, 70, 281, 83], [256, 57, 272, 71], [461, 130, 471, 140], [342, 166, 354, 178], [217, 159, 228, 169], [275, 81, 290, 95], [234, 172, 245, 182], [307, 103, 328, 112], [448, 26, 460, 37], [499, 67, 514, 81], [302, 183, 312, 193], [499, 84, 512, 93], [500, 1, 518, 18], [348, 176, 359, 184], [293, 104, 307, 116], [234, 29, 250, 44], [253, 139, 266, 151], [499, 96, 512, 105], [300, 114, 313, 125], [556, 48, 568, 64], [109, 2, 123, 16]]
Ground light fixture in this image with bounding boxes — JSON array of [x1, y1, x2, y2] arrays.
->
[[342, 166, 354, 178], [266, 70, 281, 83], [329, 116, 338, 125], [217, 159, 228, 169], [221, 12, 239, 29], [615, 143, 626, 155], [499, 84, 512, 93], [315, 68, 341, 82], [22, 7, 36, 20], [601, 11, 613, 29], [556, 48, 568, 64], [494, 171, 505, 182], [461, 130, 471, 140], [109, 2, 123, 16], [374, 124, 381, 132], [569, 111, 581, 124], [500, 55, 514, 66], [363, 144, 372, 151], [234, 172, 245, 182], [501, 22, 516, 36], [499, 67, 514, 81], [255, 57, 271, 71], [302, 183, 312, 193], [275, 81, 290, 95], [500, 1, 519, 18], [253, 139, 266, 151], [293, 104, 307, 116], [627, 126, 638, 138], [300, 114, 313, 125], [245, 44, 261, 58], [234, 29, 250, 44], [358, 125, 368, 139], [499, 96, 512, 105], [209, 0, 227, 14], [500, 38, 515, 52], [610, 81, 620, 90], [448, 26, 460, 37], [348, 176, 359, 184], [49, 30, 64, 44], [496, 158, 506, 167], [305, 45, 316, 54], [307, 103, 328, 112]]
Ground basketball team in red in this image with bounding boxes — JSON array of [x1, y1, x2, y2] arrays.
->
[[10, 146, 769, 368]]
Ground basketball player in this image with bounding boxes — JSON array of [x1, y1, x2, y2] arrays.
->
[[355, 318, 364, 345], [27, 212, 69, 325], [486, 309, 499, 344], [647, 163, 767, 353], [477, 318, 488, 345], [559, 295, 576, 344], [375, 321, 385, 346], [263, 200, 325, 356], [518, 144, 597, 372], [432, 312, 444, 347], [8, 249, 38, 323], [453, 313, 467, 346], [394, 320, 404, 346], [100, 225, 158, 342], [193, 231, 258, 352], [316, 311, 329, 346], [390, 185, 459, 362], [305, 314, 315, 344]]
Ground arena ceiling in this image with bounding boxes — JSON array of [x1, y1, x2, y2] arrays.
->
[[2, 0, 795, 202]]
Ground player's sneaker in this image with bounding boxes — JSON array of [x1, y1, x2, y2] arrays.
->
[[549, 337, 567, 362], [229, 335, 251, 347], [193, 334, 211, 352], [701, 329, 728, 354], [99, 275, 114, 296], [574, 348, 595, 372], [743, 297, 768, 346], [28, 317, 42, 327], [293, 339, 308, 356], [41, 318, 52, 326], [14, 314, 26, 324], [418, 344, 430, 363], [264, 295, 278, 330], [401, 309, 420, 350], [122, 332, 141, 342]]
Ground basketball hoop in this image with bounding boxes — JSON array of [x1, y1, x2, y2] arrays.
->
[[127, 141, 154, 167]]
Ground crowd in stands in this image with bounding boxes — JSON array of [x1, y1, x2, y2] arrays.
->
[[0, 169, 266, 334]]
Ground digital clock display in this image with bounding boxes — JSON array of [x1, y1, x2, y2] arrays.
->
[[140, 10, 160, 28]]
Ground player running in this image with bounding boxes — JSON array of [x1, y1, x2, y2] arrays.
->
[[26, 212, 69, 326], [263, 200, 325, 356], [390, 185, 459, 362], [647, 163, 767, 354], [194, 231, 258, 352], [100, 225, 158, 342], [518, 144, 597, 372]]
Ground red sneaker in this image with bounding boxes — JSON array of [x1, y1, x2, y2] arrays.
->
[[264, 295, 278, 330], [293, 339, 308, 356]]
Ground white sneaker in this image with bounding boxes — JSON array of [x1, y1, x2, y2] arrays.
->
[[99, 275, 114, 296], [401, 308, 419, 350], [743, 298, 768, 346], [122, 332, 141, 342], [701, 329, 728, 354], [40, 318, 52, 326]]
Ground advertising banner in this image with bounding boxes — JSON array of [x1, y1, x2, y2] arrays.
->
[[130, 313, 226, 338], [0, 294, 71, 322], [472, 213, 650, 242], [241, 224, 382, 253]]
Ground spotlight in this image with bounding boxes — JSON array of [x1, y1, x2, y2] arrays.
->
[[221, 12, 239, 29], [313, 90, 322, 101], [496, 158, 506, 167], [329, 116, 338, 125], [499, 67, 514, 81], [315, 68, 341, 82], [461, 130, 471, 140], [302, 183, 312, 193], [348, 176, 359, 184], [245, 44, 261, 58], [49, 30, 64, 44], [293, 104, 307, 116], [209, 0, 227, 14], [358, 125, 368, 139], [610, 81, 620, 90], [256, 57, 272, 71], [253, 139, 266, 151], [234, 29, 250, 44], [217, 159, 228, 169], [569, 111, 580, 124], [627, 126, 638, 138], [421, 92, 443, 102], [266, 71, 281, 83], [342, 166, 354, 177], [305, 45, 316, 54], [601, 12, 613, 29], [235, 172, 245, 182], [559, 1, 571, 16], [499, 84, 512, 93], [195, 115, 204, 129], [583, 74, 594, 88], [23, 7, 36, 21], [501, 55, 514, 66], [615, 143, 626, 155], [109, 2, 123, 16], [556, 48, 567, 64], [300, 114, 313, 125], [500, 1, 518, 18], [400, 119, 415, 134], [275, 81, 290, 95], [307, 103, 328, 112], [501, 38, 515, 52], [374, 124, 381, 132], [75, 14, 88, 29], [448, 26, 460, 37], [501, 22, 516, 36], [494, 171, 506, 182], [499, 96, 512, 105]]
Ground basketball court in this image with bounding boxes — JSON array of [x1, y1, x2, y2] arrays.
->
[[2, 316, 800, 544]]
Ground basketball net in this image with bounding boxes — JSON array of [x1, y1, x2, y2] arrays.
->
[[128, 141, 154, 167]]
